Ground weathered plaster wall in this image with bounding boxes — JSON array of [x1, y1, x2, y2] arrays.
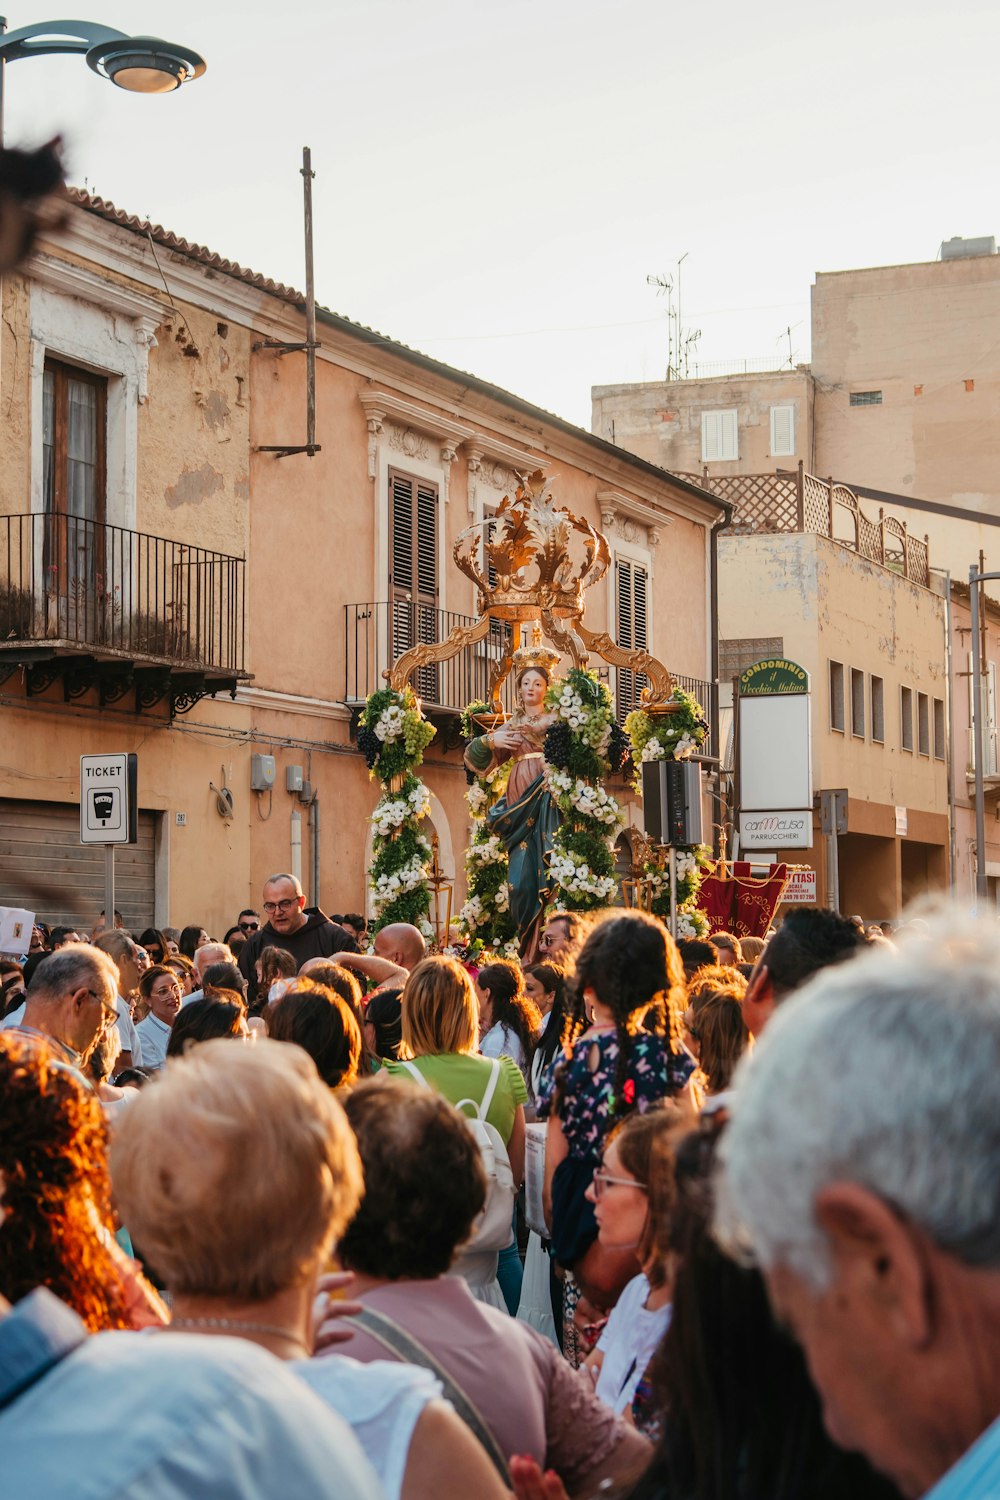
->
[[592, 371, 812, 478], [720, 532, 947, 816]]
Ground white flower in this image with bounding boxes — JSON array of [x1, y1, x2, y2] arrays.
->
[[495, 882, 510, 912], [673, 733, 696, 760], [467, 784, 488, 815], [640, 736, 665, 763], [467, 835, 504, 867]]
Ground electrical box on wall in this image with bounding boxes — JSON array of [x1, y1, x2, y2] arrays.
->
[[251, 753, 276, 791], [285, 765, 304, 793]]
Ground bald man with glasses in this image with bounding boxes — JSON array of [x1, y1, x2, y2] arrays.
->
[[237, 874, 356, 1009]]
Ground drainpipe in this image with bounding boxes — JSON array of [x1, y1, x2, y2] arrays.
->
[[934, 569, 957, 894], [290, 808, 302, 888], [310, 793, 321, 910]]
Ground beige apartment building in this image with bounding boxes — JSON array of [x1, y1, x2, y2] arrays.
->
[[593, 236, 1000, 580], [717, 486, 949, 918], [0, 191, 725, 937]]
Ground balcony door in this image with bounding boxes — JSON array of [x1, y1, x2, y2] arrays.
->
[[42, 360, 107, 644], [389, 468, 439, 703]]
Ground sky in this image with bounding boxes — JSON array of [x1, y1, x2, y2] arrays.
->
[[5, 0, 999, 429]]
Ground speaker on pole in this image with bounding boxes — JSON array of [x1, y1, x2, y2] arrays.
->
[[642, 759, 703, 846]]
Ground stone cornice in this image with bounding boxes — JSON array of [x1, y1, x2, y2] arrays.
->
[[29, 251, 170, 332]]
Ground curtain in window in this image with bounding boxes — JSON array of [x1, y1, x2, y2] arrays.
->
[[66, 377, 98, 521]]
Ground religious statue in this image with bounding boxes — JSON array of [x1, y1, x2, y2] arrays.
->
[[464, 636, 562, 955]]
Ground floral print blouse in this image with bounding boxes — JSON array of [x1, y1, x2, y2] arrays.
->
[[536, 1031, 694, 1165]]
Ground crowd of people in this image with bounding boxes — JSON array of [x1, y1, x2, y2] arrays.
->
[[0, 875, 997, 1500]]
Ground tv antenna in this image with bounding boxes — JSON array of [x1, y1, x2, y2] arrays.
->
[[776, 321, 803, 370], [647, 252, 692, 380]]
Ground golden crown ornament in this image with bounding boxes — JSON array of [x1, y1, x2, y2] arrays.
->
[[454, 470, 610, 621]]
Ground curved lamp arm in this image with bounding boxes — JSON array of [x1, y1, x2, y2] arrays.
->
[[0, 19, 127, 62]]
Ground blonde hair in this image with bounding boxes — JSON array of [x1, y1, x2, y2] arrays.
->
[[400, 956, 478, 1058], [109, 1038, 362, 1299], [739, 935, 765, 962]]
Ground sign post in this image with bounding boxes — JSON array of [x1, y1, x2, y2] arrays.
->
[[80, 754, 138, 923], [737, 658, 813, 852]]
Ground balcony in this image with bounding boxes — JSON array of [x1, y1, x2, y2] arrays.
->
[[0, 512, 249, 714], [675, 465, 931, 588], [344, 601, 716, 753]]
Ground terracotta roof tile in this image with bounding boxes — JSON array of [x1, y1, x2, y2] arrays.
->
[[68, 187, 306, 303]]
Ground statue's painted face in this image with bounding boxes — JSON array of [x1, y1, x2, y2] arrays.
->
[[518, 668, 548, 712]]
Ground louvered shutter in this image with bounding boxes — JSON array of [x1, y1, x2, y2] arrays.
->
[[701, 410, 738, 462], [389, 469, 439, 701], [770, 405, 795, 456], [615, 558, 650, 719]]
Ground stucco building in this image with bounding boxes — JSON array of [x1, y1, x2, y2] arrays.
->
[[716, 485, 949, 917], [0, 191, 725, 936], [592, 236, 1000, 579]]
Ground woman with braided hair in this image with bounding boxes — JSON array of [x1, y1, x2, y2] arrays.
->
[[537, 912, 695, 1341]]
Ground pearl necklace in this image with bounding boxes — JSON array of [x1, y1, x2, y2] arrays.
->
[[170, 1315, 308, 1352]]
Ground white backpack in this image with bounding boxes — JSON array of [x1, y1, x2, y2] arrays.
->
[[399, 1057, 516, 1254]]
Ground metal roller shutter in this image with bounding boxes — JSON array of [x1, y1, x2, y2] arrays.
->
[[0, 798, 156, 932]]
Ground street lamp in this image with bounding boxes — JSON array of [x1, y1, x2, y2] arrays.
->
[[0, 17, 206, 142]]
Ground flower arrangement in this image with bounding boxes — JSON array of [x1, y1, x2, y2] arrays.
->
[[625, 687, 711, 936], [542, 668, 622, 912], [459, 736, 520, 955], [358, 686, 437, 933]]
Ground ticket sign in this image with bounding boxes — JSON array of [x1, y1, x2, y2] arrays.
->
[[782, 868, 818, 904], [80, 753, 138, 845]]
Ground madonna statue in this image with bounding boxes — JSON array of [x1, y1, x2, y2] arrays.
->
[[464, 641, 562, 955]]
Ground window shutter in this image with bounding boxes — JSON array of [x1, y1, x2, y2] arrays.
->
[[770, 404, 795, 456], [389, 469, 439, 701], [615, 557, 650, 718], [390, 472, 415, 599], [701, 412, 720, 462], [415, 482, 437, 606], [701, 410, 738, 462]]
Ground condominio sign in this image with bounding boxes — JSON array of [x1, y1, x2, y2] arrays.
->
[[738, 659, 813, 850]]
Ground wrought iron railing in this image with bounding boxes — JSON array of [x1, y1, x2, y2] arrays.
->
[[0, 512, 246, 672], [345, 601, 716, 745], [675, 464, 930, 588], [345, 601, 517, 714]]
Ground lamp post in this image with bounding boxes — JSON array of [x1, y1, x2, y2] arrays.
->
[[969, 563, 1000, 905], [0, 17, 206, 144]]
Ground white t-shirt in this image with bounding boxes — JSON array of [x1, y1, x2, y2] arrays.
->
[[480, 1022, 527, 1074], [0, 1002, 25, 1030], [115, 994, 142, 1066], [135, 1011, 171, 1071], [294, 1355, 440, 1500], [595, 1272, 672, 1415]]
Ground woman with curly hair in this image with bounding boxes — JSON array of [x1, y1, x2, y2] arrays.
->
[[537, 912, 695, 1328], [475, 959, 542, 1083], [0, 1032, 166, 1331]]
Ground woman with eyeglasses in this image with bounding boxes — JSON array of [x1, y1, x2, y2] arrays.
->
[[138, 927, 170, 967], [583, 1105, 678, 1433], [135, 966, 183, 1072], [537, 912, 695, 1354]]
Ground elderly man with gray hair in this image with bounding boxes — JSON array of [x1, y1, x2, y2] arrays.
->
[[2, 943, 119, 1073], [714, 917, 1000, 1500]]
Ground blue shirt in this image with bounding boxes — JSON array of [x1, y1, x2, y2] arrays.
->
[[923, 1416, 1000, 1500], [0, 1289, 383, 1500]]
